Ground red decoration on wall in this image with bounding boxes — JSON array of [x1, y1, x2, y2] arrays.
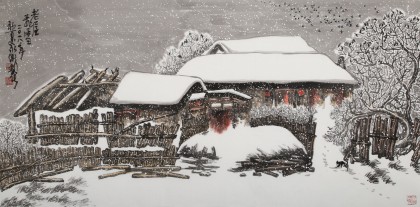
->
[[298, 89, 305, 96], [265, 90, 271, 97], [283, 92, 289, 104], [209, 110, 231, 134]]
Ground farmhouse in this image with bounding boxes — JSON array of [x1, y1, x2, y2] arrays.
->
[[13, 36, 357, 147], [178, 36, 358, 107]]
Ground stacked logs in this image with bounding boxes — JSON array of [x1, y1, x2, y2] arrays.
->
[[82, 165, 189, 180], [101, 146, 177, 166], [232, 157, 314, 177]]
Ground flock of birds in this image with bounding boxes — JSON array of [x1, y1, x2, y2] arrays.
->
[[257, 0, 383, 34]]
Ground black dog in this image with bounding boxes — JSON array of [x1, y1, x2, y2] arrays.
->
[[336, 160, 348, 169]]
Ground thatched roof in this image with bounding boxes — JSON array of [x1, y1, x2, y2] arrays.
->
[[14, 68, 120, 117]]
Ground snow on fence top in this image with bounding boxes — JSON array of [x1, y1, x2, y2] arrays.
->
[[110, 72, 207, 105], [204, 36, 317, 55], [177, 53, 358, 85], [208, 89, 252, 100]]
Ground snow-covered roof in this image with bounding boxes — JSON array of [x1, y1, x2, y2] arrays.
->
[[208, 89, 252, 99], [204, 36, 317, 55], [110, 72, 207, 105], [177, 53, 358, 85], [189, 92, 206, 101]]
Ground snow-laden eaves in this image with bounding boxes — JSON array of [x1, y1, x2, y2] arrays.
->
[[178, 53, 358, 85], [189, 92, 206, 101], [109, 72, 207, 105], [208, 89, 252, 99], [204, 36, 317, 55]]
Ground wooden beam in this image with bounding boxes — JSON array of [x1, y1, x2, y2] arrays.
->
[[33, 178, 64, 183], [14, 76, 68, 117], [26, 132, 113, 139], [47, 70, 86, 108], [27, 105, 37, 135], [98, 171, 127, 179], [58, 82, 119, 88]]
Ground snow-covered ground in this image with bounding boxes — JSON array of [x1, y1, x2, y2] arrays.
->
[[179, 125, 306, 170], [2, 97, 420, 207]]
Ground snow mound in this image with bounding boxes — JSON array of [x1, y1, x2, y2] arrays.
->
[[179, 125, 306, 169]]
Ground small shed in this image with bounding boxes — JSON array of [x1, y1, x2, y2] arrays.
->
[[109, 72, 207, 127]]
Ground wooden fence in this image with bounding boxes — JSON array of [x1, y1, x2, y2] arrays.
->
[[0, 145, 178, 191], [38, 111, 99, 134], [180, 115, 209, 144], [249, 115, 317, 158], [107, 123, 180, 149], [345, 116, 399, 163], [30, 111, 181, 148], [102, 146, 177, 167]]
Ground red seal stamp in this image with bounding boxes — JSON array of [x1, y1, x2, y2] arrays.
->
[[407, 195, 417, 205]]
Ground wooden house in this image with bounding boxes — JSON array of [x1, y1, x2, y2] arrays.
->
[[108, 72, 208, 127], [177, 36, 358, 107]]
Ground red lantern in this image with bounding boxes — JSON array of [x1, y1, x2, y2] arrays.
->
[[298, 89, 305, 96], [265, 90, 271, 97], [283, 92, 289, 104]]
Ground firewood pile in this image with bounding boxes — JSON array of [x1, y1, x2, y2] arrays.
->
[[230, 149, 314, 177], [178, 145, 218, 160], [181, 158, 219, 177], [82, 165, 190, 179]]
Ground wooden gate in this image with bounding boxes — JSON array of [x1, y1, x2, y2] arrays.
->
[[345, 116, 398, 163]]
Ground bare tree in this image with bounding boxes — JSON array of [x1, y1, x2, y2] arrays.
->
[[327, 9, 420, 155], [0, 119, 28, 153], [155, 30, 214, 75]]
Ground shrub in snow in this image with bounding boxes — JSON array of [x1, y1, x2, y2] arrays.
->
[[0, 119, 29, 154], [155, 30, 214, 75], [365, 159, 395, 185], [324, 99, 354, 148], [388, 160, 407, 172], [249, 104, 316, 124], [1, 177, 90, 207]]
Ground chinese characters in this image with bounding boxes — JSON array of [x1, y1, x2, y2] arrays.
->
[[5, 9, 40, 89]]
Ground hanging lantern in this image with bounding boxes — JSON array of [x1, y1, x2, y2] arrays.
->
[[265, 90, 271, 97], [298, 89, 305, 96]]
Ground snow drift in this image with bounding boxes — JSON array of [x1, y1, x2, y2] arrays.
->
[[179, 125, 306, 169]]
